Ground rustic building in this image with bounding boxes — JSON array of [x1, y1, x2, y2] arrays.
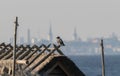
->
[[0, 43, 85, 76]]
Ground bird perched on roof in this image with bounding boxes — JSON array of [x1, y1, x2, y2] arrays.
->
[[56, 36, 65, 46]]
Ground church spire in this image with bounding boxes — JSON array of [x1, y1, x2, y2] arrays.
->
[[73, 27, 78, 40], [27, 29, 31, 44], [48, 22, 53, 42]]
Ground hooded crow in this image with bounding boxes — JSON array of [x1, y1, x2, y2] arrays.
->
[[56, 36, 65, 46]]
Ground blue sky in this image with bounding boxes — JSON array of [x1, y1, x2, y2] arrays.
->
[[0, 0, 120, 42]]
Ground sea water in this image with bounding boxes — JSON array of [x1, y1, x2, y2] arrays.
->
[[68, 55, 120, 76]]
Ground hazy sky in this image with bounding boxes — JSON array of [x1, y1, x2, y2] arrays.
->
[[0, 0, 120, 42]]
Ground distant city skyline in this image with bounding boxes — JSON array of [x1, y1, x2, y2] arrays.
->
[[8, 27, 120, 55], [9, 27, 120, 45], [0, 0, 120, 42]]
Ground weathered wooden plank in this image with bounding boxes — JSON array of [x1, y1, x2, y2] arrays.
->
[[0, 60, 28, 65], [17, 49, 31, 60], [23, 45, 40, 60], [2, 52, 13, 59], [2, 48, 19, 60], [16, 60, 29, 64], [30, 49, 55, 71], [0, 50, 11, 59], [0, 44, 13, 59], [15, 45, 25, 58], [23, 44, 51, 70], [0, 46, 7, 56], [30, 44, 60, 71], [24, 50, 37, 60]]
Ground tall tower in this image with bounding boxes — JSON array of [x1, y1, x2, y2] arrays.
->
[[20, 37, 24, 44], [10, 37, 13, 44], [73, 27, 78, 40], [27, 29, 31, 45], [48, 24, 53, 42]]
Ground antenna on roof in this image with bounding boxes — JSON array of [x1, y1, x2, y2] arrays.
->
[[12, 17, 19, 76]]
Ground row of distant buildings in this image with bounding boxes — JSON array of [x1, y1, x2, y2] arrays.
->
[[9, 26, 120, 55], [64, 33, 120, 55], [9, 25, 81, 45]]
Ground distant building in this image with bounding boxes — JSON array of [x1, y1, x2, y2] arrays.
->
[[48, 24, 53, 42], [9, 37, 13, 44], [73, 27, 81, 41], [110, 32, 118, 41], [31, 38, 38, 44], [27, 29, 31, 45], [73, 27, 77, 40], [20, 37, 24, 44]]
